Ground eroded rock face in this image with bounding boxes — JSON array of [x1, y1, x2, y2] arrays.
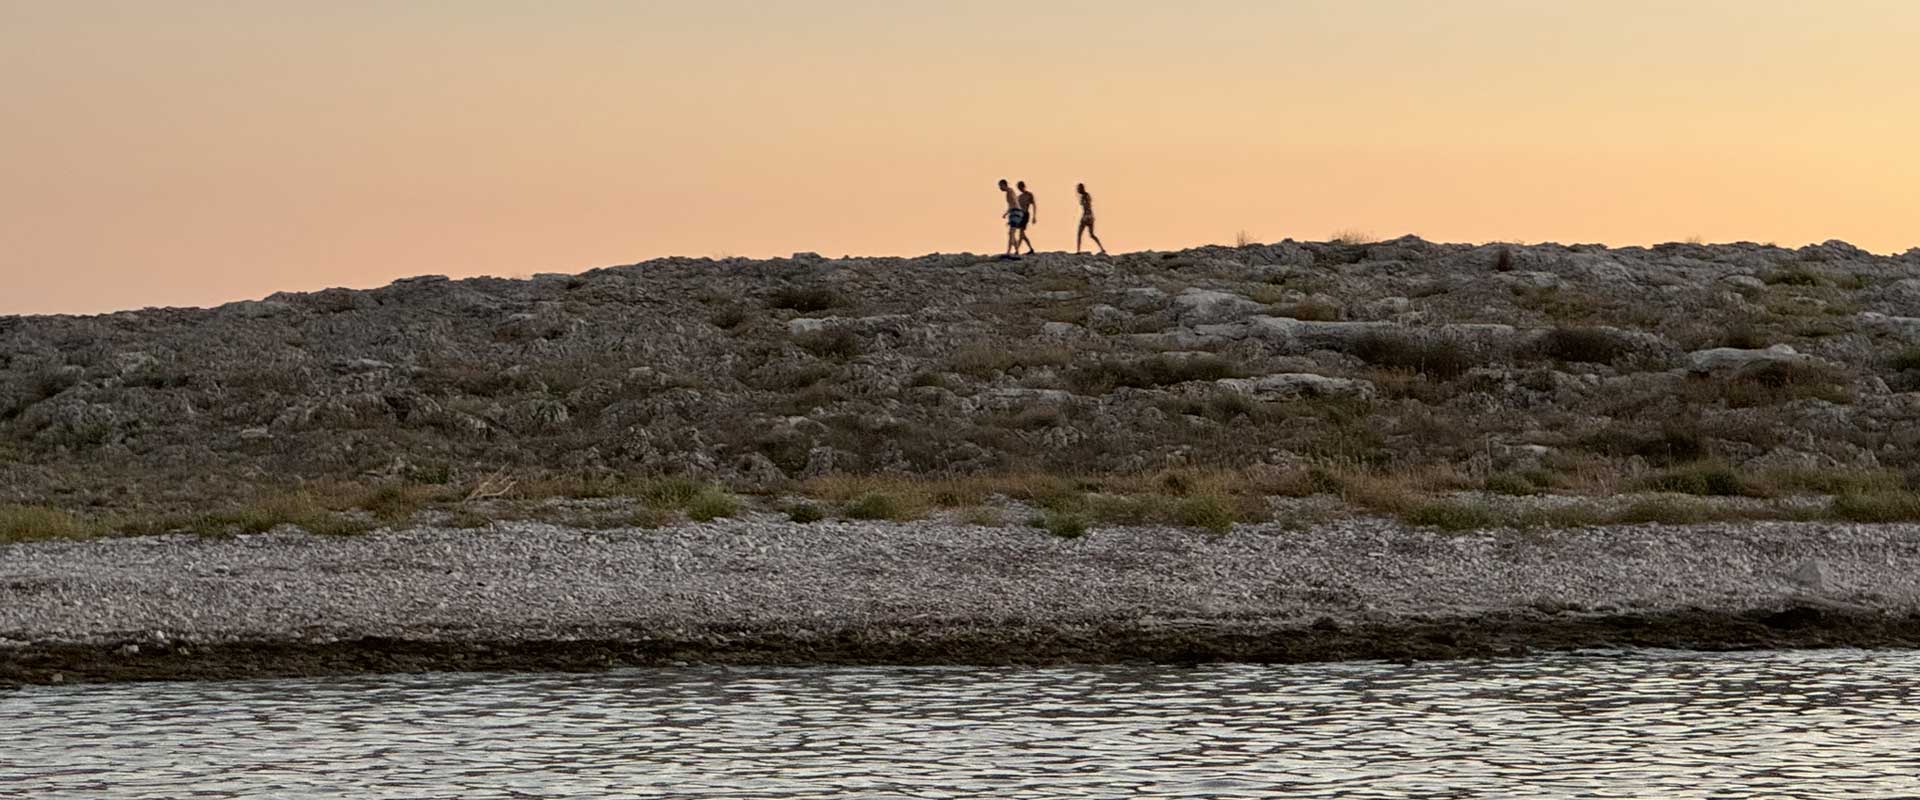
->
[[1, 237, 1915, 500]]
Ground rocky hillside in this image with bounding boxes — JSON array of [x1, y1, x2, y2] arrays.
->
[[4, 238, 1919, 511]]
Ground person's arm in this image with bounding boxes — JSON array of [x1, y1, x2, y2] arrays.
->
[[1029, 198, 1038, 225]]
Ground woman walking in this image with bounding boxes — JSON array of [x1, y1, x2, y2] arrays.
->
[[1076, 183, 1107, 255]]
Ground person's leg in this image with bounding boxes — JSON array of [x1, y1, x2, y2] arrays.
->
[[1088, 221, 1106, 254], [1075, 222, 1085, 254]]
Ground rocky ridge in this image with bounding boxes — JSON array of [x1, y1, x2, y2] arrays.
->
[[4, 237, 1920, 510]]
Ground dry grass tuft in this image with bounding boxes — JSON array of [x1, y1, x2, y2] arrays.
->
[[0, 505, 98, 542]]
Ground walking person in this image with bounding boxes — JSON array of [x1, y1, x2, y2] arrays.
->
[[998, 179, 1025, 259], [1075, 183, 1107, 255], [1015, 181, 1038, 255]]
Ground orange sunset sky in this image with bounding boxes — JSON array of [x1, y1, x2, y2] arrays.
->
[[4, 1, 1918, 315]]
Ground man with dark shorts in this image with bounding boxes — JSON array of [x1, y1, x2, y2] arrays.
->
[[999, 179, 1025, 258], [1015, 181, 1037, 255]]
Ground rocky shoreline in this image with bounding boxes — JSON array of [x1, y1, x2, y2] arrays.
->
[[6, 518, 1918, 684]]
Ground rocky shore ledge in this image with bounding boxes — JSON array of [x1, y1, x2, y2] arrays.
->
[[5, 518, 1919, 684]]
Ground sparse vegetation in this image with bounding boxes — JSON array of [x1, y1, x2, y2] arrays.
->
[[5, 239, 1914, 546], [1330, 229, 1377, 246], [1066, 354, 1244, 394], [786, 502, 826, 524], [1035, 510, 1089, 539], [842, 492, 924, 522], [795, 327, 862, 359], [686, 488, 742, 522], [1531, 327, 1638, 365], [0, 505, 97, 542], [1763, 266, 1828, 287], [1637, 461, 1751, 497], [767, 286, 844, 313], [1830, 491, 1920, 523], [1349, 331, 1477, 380]]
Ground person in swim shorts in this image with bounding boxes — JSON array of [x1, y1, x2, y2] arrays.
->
[[999, 179, 1025, 258], [1015, 181, 1037, 255]]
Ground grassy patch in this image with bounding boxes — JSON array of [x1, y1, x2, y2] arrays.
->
[[1636, 461, 1754, 497], [1066, 354, 1244, 394], [1034, 510, 1090, 539], [1349, 331, 1477, 380], [842, 491, 926, 522], [786, 502, 827, 524], [1763, 266, 1829, 287], [1403, 500, 1502, 531], [1484, 472, 1543, 496], [686, 488, 743, 522], [0, 505, 98, 542], [1174, 494, 1239, 532], [1688, 361, 1854, 408], [1829, 492, 1920, 523]]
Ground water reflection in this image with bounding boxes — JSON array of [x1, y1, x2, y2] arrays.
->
[[4, 650, 1918, 798]]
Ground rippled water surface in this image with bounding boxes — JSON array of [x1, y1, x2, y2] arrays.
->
[[5, 650, 1919, 798]]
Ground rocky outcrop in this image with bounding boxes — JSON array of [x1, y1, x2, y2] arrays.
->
[[2, 237, 1916, 509]]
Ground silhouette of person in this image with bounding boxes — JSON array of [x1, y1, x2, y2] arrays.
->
[[999, 179, 1025, 258], [1016, 181, 1037, 255], [1076, 183, 1107, 255]]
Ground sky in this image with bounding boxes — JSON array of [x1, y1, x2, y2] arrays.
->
[[3, 1, 1918, 315]]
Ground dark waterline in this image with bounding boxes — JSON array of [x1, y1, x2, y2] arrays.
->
[[4, 650, 1918, 799]]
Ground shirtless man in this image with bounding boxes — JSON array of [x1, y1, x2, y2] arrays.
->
[[998, 179, 1024, 258], [1076, 183, 1107, 255], [1015, 181, 1037, 255]]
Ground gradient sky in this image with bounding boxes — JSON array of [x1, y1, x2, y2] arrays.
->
[[4, 1, 1918, 315]]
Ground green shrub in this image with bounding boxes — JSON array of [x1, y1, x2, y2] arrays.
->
[[302, 515, 375, 537], [1350, 332, 1476, 380], [1035, 510, 1090, 539], [787, 502, 826, 524], [1613, 498, 1716, 526], [1829, 492, 1920, 523], [1484, 472, 1540, 496], [1639, 462, 1750, 497], [1403, 501, 1500, 531], [635, 477, 710, 509], [355, 484, 434, 523], [1175, 495, 1238, 532], [0, 505, 97, 542], [686, 488, 742, 521], [1892, 347, 1920, 373], [842, 492, 922, 522]]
